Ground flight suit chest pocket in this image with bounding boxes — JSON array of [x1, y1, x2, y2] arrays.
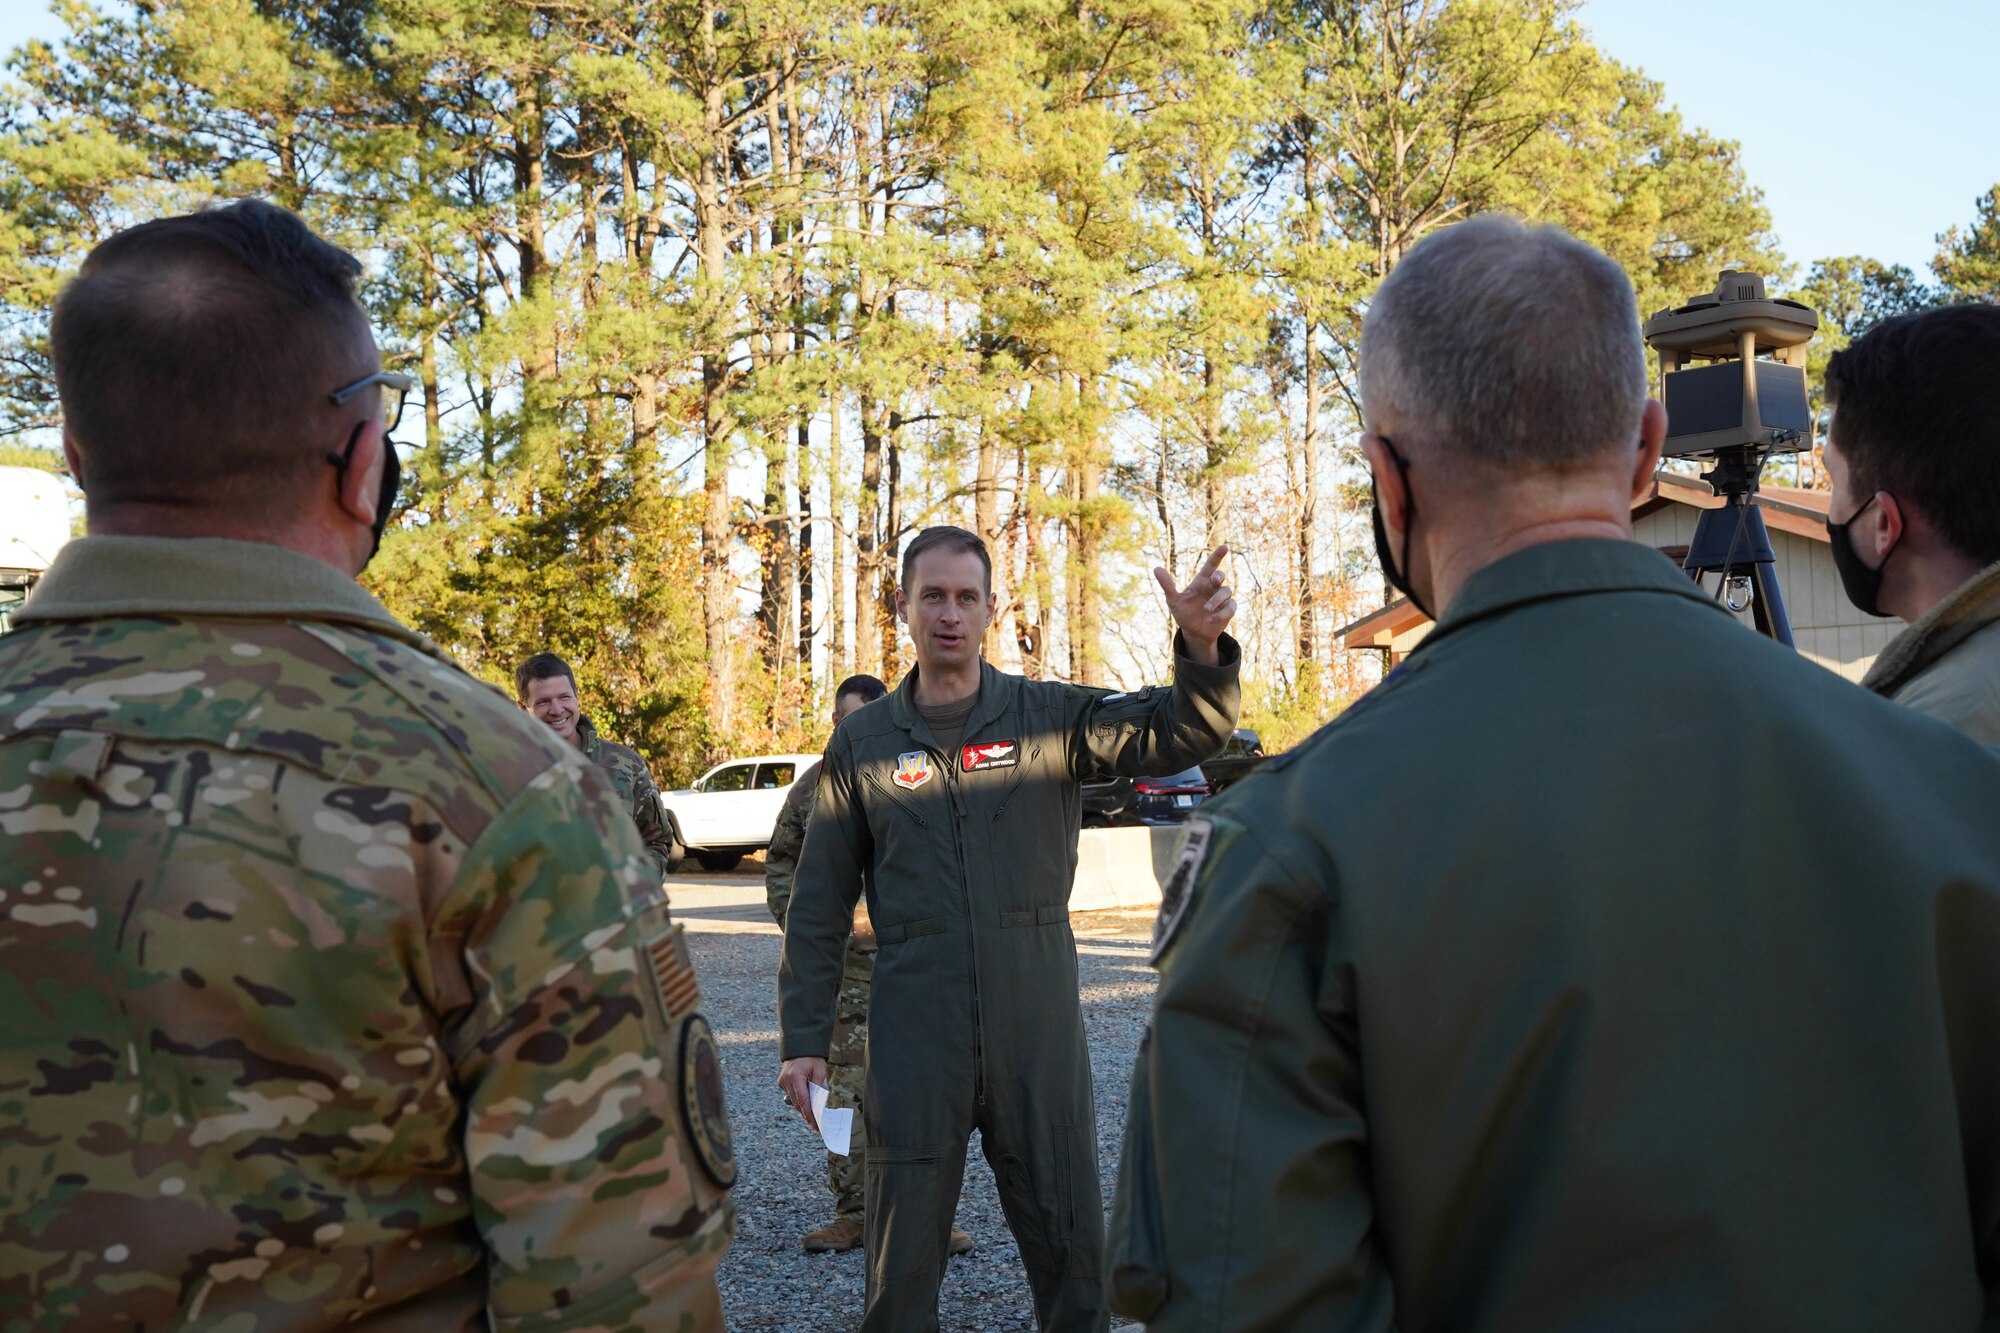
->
[[953, 733, 1038, 825]]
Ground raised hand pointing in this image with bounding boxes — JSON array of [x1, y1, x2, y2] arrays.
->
[[1154, 544, 1236, 666]]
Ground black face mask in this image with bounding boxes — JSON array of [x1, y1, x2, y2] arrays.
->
[[1370, 436, 1432, 620], [1825, 493, 1894, 618], [327, 422, 401, 566]]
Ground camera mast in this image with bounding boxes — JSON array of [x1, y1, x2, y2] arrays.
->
[[1643, 271, 1819, 646]]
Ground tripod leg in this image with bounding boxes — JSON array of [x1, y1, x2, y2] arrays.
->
[[1748, 560, 1794, 647]]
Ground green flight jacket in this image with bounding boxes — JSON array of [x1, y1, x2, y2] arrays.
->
[[1862, 558, 2000, 745], [1111, 539, 2000, 1332], [776, 637, 1240, 1069]]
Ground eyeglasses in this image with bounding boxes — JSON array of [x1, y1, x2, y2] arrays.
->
[[329, 371, 415, 435]]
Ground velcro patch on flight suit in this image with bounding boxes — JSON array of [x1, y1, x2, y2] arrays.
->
[[645, 923, 703, 1024], [679, 1014, 738, 1188], [960, 739, 1019, 772], [1149, 819, 1213, 966], [892, 750, 934, 790], [645, 922, 737, 1188]]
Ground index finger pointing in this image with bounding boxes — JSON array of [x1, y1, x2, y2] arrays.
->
[[1197, 544, 1228, 582]]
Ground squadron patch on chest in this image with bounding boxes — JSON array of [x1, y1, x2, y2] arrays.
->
[[960, 739, 1020, 772], [1149, 818, 1214, 966], [892, 750, 934, 790]]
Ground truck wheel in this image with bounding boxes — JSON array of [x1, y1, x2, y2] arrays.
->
[[695, 850, 742, 873], [663, 814, 687, 874]]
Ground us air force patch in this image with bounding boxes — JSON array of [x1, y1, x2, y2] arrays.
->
[[1149, 819, 1213, 966], [680, 1014, 738, 1188]]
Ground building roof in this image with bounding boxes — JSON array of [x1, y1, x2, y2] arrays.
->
[[1340, 470, 1833, 649]]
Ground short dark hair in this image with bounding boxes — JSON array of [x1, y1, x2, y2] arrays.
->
[[833, 674, 888, 705], [515, 652, 578, 702], [50, 199, 374, 509], [900, 525, 992, 592], [1825, 303, 2000, 565]]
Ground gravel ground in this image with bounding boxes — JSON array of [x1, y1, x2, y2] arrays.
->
[[684, 892, 1157, 1331]]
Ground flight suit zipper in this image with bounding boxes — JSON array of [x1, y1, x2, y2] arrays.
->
[[939, 750, 986, 1108]]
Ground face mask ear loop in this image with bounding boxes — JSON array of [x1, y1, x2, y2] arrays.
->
[[326, 420, 396, 564], [1390, 443, 1417, 606], [1378, 436, 1431, 621]]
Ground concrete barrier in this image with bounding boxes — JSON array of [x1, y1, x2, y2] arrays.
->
[[1068, 824, 1191, 913]]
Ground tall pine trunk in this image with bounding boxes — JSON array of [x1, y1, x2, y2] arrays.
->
[[695, 5, 737, 731]]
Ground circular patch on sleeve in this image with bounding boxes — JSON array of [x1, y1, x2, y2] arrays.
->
[[679, 1014, 738, 1189]]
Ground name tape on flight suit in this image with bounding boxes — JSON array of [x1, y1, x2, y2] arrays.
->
[[1149, 819, 1213, 966], [960, 739, 1020, 772]]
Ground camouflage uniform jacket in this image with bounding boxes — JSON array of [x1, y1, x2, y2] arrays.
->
[[765, 759, 873, 984], [0, 537, 734, 1332], [577, 716, 677, 884]]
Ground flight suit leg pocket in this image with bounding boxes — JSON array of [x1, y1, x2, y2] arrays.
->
[[867, 1144, 948, 1282], [991, 1150, 1058, 1276]]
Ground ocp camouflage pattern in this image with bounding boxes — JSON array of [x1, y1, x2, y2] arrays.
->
[[0, 564, 732, 1330], [578, 717, 677, 884], [826, 971, 871, 1215]]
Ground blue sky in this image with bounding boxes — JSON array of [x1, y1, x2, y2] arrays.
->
[[0, 0, 1990, 278], [1580, 0, 1999, 277]]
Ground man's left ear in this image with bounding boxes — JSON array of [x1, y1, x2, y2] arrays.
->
[[1870, 490, 1906, 562]]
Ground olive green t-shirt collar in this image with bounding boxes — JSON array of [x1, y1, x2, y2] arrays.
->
[[14, 536, 417, 644], [1423, 538, 1726, 650]]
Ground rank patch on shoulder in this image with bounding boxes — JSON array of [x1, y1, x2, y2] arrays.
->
[[892, 750, 934, 790], [1149, 819, 1214, 966], [679, 1013, 738, 1188], [646, 923, 702, 1024], [960, 739, 1020, 772]]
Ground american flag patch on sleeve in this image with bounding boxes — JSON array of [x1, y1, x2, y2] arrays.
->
[[646, 923, 703, 1024]]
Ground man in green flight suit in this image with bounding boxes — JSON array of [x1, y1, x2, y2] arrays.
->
[[0, 202, 734, 1330], [767, 673, 975, 1258], [777, 524, 1241, 1332], [517, 650, 682, 882], [1109, 216, 2000, 1330], [1817, 304, 2000, 742]]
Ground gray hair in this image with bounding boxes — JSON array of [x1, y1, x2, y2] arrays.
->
[[1358, 216, 1647, 468]]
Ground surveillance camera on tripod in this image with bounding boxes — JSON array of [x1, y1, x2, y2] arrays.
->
[[1642, 271, 1820, 646]]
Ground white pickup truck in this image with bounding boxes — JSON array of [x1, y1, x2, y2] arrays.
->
[[659, 753, 820, 872]]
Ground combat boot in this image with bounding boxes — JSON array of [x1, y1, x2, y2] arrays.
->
[[802, 1214, 865, 1253]]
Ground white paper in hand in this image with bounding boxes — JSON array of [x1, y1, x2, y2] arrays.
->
[[808, 1080, 854, 1156]]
